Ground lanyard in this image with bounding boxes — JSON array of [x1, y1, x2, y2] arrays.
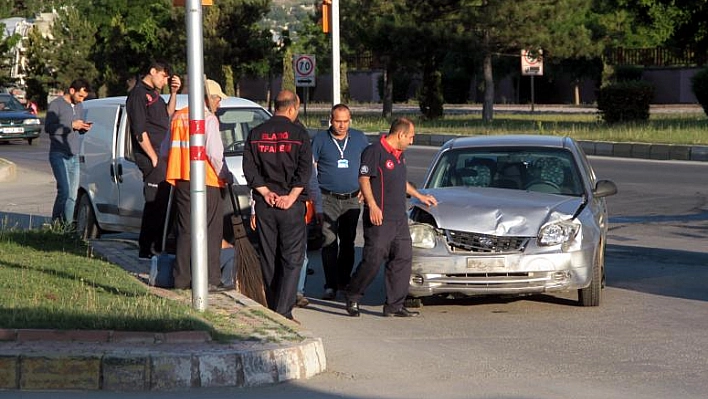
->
[[330, 132, 349, 159]]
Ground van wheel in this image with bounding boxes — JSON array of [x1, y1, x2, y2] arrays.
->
[[76, 194, 100, 240]]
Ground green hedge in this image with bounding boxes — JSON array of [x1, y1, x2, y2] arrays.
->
[[691, 68, 708, 117], [597, 81, 654, 124]]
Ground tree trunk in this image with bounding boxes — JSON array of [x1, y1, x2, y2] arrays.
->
[[573, 79, 580, 105], [383, 64, 393, 118], [482, 51, 494, 123]]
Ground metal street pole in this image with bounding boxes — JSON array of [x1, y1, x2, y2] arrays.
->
[[331, 0, 341, 106], [185, 0, 208, 311]]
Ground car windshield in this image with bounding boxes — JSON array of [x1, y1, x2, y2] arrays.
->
[[0, 95, 26, 112], [217, 107, 270, 155], [426, 147, 584, 196]]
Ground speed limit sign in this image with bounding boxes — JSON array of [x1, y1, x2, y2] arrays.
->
[[294, 54, 316, 87], [521, 48, 543, 76]]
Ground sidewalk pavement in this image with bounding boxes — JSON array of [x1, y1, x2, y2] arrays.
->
[[0, 234, 326, 391]]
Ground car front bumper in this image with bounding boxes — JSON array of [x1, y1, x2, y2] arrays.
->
[[409, 244, 595, 298]]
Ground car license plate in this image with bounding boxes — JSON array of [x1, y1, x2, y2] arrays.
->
[[466, 257, 504, 270], [1, 127, 24, 134]]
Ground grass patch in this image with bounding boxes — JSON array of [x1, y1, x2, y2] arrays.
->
[[0, 226, 270, 342], [300, 108, 708, 145]]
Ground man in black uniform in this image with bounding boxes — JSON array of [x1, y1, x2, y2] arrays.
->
[[242, 90, 312, 320], [345, 118, 437, 318], [126, 61, 181, 259]]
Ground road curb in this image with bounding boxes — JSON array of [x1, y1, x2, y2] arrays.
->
[[0, 157, 16, 182], [0, 337, 326, 391]]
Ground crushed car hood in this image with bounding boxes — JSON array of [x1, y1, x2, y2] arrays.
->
[[411, 187, 583, 236]]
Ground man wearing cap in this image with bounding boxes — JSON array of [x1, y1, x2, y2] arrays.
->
[[166, 79, 233, 291]]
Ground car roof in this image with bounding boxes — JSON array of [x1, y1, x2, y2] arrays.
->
[[442, 134, 575, 151], [83, 94, 264, 109]]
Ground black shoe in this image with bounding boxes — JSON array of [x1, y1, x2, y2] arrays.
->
[[346, 301, 360, 317], [138, 245, 158, 259], [383, 307, 420, 318], [208, 284, 233, 293], [322, 288, 336, 300]]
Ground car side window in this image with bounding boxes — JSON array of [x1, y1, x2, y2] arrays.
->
[[122, 109, 135, 163]]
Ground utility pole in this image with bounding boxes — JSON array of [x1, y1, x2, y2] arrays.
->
[[178, 0, 209, 311]]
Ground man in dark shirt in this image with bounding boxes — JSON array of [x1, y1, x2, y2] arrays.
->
[[126, 61, 181, 259], [345, 118, 437, 318], [242, 90, 312, 320]]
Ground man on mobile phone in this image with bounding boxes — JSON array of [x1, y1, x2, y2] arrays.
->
[[126, 61, 181, 259], [44, 78, 93, 224]]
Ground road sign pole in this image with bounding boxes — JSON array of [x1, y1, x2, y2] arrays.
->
[[531, 75, 535, 113]]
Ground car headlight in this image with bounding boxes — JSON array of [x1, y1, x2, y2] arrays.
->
[[23, 118, 40, 125], [538, 219, 580, 246], [409, 223, 436, 249]]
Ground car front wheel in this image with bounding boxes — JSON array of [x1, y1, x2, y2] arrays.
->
[[578, 242, 604, 307], [75, 193, 101, 240]]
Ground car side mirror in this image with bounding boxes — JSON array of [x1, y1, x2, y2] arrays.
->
[[593, 180, 617, 198]]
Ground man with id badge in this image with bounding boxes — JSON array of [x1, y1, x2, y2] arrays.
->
[[311, 104, 370, 300]]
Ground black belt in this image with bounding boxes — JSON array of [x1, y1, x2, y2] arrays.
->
[[321, 188, 359, 200]]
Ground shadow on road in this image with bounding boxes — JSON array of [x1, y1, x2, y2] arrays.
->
[[606, 243, 708, 302]]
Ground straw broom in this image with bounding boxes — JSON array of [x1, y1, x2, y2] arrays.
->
[[227, 183, 267, 306]]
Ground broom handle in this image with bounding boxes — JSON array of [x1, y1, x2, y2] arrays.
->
[[227, 183, 244, 218], [161, 184, 174, 251]]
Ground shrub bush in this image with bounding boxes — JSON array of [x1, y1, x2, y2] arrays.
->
[[597, 81, 655, 123], [690, 67, 708, 117]]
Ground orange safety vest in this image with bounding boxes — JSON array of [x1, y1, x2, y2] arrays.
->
[[166, 107, 224, 188]]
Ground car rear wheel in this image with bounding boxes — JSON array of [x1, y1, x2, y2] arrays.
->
[[578, 242, 604, 307], [76, 193, 101, 240]]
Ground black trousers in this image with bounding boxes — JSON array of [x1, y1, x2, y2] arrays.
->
[[346, 215, 412, 313], [255, 199, 306, 319], [136, 153, 169, 253], [172, 180, 224, 289], [320, 194, 361, 291]]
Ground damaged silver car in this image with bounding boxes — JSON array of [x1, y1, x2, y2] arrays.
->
[[408, 135, 617, 307]]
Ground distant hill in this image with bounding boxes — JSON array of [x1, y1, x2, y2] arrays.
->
[[264, 0, 315, 35]]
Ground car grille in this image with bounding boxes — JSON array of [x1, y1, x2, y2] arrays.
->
[[0, 119, 19, 125], [445, 230, 529, 253]]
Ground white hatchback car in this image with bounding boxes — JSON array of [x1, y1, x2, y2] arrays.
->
[[75, 94, 270, 239]]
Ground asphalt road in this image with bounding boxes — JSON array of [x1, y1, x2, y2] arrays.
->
[[1, 142, 707, 398]]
